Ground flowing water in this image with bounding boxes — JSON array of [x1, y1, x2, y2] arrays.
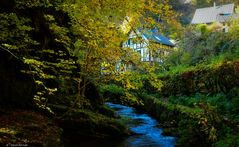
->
[[67, 103, 176, 147], [106, 102, 176, 147]]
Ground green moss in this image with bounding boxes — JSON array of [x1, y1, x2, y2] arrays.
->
[[97, 105, 118, 118], [59, 109, 131, 139]]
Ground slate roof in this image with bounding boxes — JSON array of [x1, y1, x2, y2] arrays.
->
[[142, 30, 175, 47], [191, 3, 235, 24]]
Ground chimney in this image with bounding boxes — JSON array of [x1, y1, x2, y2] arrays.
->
[[214, 2, 216, 7]]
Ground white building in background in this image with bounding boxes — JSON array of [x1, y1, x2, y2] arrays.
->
[[191, 3, 238, 32], [102, 29, 175, 74], [122, 29, 175, 63]]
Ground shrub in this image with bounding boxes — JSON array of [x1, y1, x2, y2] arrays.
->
[[99, 84, 143, 107], [214, 133, 239, 147], [99, 84, 125, 100]]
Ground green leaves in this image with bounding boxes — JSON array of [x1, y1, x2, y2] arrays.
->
[[0, 13, 35, 50], [15, 0, 53, 9], [0, 0, 180, 112]]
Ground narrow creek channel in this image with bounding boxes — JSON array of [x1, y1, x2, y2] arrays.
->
[[107, 102, 176, 147], [68, 103, 176, 147]]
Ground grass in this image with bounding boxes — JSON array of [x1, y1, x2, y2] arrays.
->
[[159, 51, 239, 78]]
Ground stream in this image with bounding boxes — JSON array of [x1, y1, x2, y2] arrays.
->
[[106, 102, 176, 147], [71, 103, 176, 147]]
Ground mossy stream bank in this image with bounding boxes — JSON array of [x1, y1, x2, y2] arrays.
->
[[140, 94, 239, 147], [0, 105, 131, 146]]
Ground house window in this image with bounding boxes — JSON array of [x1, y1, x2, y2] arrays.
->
[[223, 26, 229, 32], [128, 38, 133, 45], [137, 50, 141, 55]]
